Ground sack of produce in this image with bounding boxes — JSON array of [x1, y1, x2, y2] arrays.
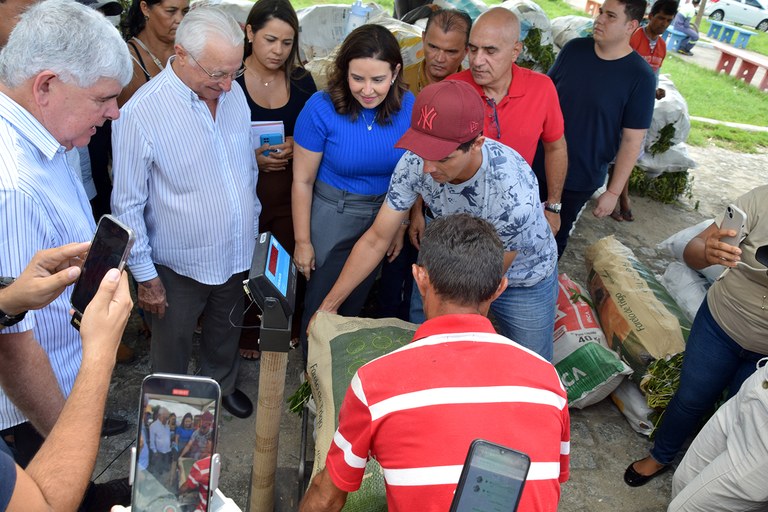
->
[[585, 236, 691, 384], [297, 3, 389, 62], [433, 0, 488, 20], [307, 312, 418, 511], [610, 379, 655, 436], [499, 0, 555, 72], [550, 15, 593, 50], [553, 274, 632, 408]]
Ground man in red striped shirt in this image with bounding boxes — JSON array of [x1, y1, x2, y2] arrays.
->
[[300, 214, 570, 512]]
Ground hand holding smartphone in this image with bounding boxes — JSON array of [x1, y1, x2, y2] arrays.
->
[[132, 374, 221, 512], [450, 439, 531, 512], [260, 133, 284, 157], [70, 215, 134, 330], [719, 204, 747, 248]]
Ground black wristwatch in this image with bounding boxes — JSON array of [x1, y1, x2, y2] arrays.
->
[[544, 202, 562, 214], [0, 277, 27, 330]]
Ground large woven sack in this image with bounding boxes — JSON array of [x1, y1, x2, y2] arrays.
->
[[307, 312, 418, 511], [585, 236, 691, 384]]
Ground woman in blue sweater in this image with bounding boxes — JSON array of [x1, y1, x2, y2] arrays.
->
[[292, 24, 415, 362]]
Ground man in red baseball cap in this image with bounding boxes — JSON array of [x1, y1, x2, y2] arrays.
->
[[316, 79, 559, 362]]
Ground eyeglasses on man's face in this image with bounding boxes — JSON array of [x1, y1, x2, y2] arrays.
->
[[184, 48, 245, 81]]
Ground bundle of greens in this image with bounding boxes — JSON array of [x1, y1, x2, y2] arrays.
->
[[287, 380, 311, 415], [640, 352, 684, 437], [518, 28, 555, 73], [628, 167, 694, 204]]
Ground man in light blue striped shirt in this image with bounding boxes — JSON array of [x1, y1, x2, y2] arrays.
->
[[112, 6, 260, 418], [0, 0, 132, 464]]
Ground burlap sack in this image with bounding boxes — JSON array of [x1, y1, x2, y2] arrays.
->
[[585, 236, 691, 384], [307, 312, 418, 511]]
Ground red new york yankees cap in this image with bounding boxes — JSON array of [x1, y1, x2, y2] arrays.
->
[[395, 80, 484, 161]]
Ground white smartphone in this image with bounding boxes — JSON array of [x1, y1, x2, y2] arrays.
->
[[70, 214, 134, 330], [449, 439, 531, 512], [720, 204, 747, 247], [132, 374, 221, 512]]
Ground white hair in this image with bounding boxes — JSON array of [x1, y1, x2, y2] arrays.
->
[[0, 0, 132, 88], [175, 4, 243, 58]]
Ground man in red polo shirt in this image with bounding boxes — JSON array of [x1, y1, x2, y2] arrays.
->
[[449, 7, 567, 235], [300, 214, 570, 512]]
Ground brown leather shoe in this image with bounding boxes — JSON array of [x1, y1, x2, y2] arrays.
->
[[116, 343, 135, 364]]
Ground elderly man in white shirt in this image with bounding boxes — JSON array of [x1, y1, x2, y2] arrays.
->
[[112, 5, 259, 418]]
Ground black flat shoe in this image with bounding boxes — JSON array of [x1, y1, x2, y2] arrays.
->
[[222, 388, 253, 418], [624, 460, 670, 487]]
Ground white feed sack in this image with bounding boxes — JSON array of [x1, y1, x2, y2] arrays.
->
[[550, 15, 593, 50], [296, 3, 390, 63], [659, 261, 709, 322], [433, 0, 489, 20]]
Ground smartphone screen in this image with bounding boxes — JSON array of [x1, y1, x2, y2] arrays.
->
[[450, 440, 531, 512], [70, 215, 134, 326], [132, 374, 221, 512]]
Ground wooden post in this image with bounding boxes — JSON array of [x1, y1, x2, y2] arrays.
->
[[249, 350, 289, 511]]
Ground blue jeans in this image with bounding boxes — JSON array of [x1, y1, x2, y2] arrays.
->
[[410, 266, 558, 361], [650, 298, 766, 465]]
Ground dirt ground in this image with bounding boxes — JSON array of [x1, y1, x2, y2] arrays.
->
[[93, 144, 767, 511]]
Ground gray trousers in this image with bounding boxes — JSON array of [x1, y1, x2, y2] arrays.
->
[[149, 265, 246, 395], [299, 181, 385, 362]]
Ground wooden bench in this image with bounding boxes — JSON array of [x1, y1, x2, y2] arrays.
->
[[707, 20, 756, 49], [585, 0, 601, 17], [712, 42, 768, 91], [662, 27, 691, 52]]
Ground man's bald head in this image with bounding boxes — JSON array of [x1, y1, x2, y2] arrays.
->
[[467, 7, 523, 90], [474, 7, 521, 46]]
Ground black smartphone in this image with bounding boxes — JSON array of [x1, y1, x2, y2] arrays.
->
[[132, 374, 221, 512], [70, 214, 134, 330], [449, 439, 531, 512]]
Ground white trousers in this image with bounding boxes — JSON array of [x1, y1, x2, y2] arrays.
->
[[668, 358, 768, 512]]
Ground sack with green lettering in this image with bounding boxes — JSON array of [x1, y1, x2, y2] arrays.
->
[[307, 312, 418, 512], [553, 274, 633, 408]]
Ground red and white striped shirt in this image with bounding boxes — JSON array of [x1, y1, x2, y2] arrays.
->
[[187, 456, 211, 512], [325, 314, 570, 512]]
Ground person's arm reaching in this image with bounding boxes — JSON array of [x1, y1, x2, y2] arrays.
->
[[0, 243, 91, 435], [318, 204, 409, 313], [292, 144, 323, 281], [542, 135, 567, 235], [299, 468, 348, 512], [6, 268, 132, 512], [593, 127, 646, 217]]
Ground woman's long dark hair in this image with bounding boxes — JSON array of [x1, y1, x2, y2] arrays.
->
[[326, 24, 407, 124]]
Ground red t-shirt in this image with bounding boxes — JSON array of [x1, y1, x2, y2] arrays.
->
[[630, 27, 667, 73], [449, 66, 564, 165], [324, 314, 570, 512], [187, 456, 211, 512]]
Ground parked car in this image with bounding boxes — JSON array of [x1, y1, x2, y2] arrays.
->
[[704, 0, 768, 31]]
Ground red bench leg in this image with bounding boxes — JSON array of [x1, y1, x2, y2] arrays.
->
[[736, 61, 758, 84], [716, 52, 737, 74]]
